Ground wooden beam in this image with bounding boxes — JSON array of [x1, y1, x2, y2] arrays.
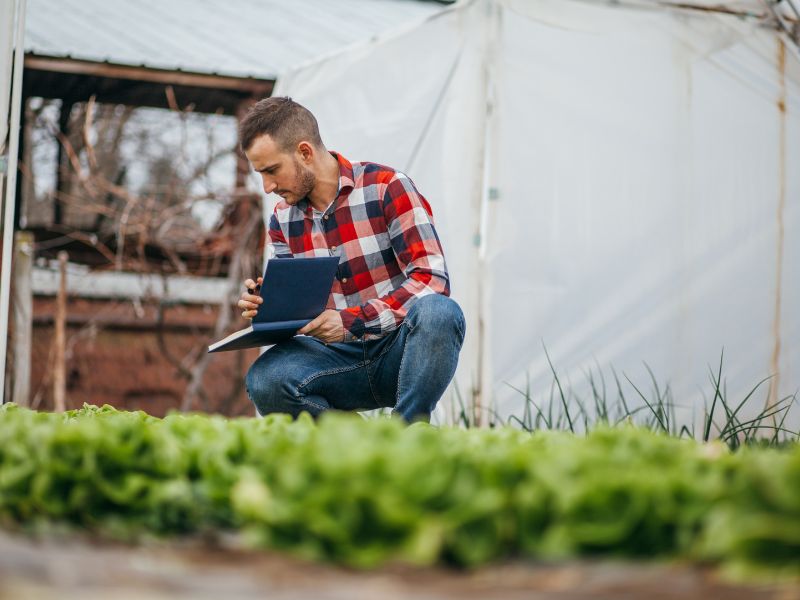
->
[[53, 100, 73, 226], [31, 313, 216, 332], [24, 55, 274, 95], [53, 251, 68, 412], [11, 232, 34, 407], [235, 97, 259, 189]]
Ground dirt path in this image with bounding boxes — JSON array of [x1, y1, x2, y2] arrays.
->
[[0, 530, 796, 599]]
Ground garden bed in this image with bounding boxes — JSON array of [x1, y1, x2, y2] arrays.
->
[[0, 529, 789, 600], [0, 404, 798, 587]]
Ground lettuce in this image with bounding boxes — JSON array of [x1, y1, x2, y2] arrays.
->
[[0, 403, 797, 573]]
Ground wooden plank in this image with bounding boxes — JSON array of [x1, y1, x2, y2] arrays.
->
[[24, 55, 274, 94], [53, 251, 68, 412], [11, 231, 34, 407]]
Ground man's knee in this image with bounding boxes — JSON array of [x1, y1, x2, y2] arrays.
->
[[245, 347, 298, 415], [407, 294, 466, 341]]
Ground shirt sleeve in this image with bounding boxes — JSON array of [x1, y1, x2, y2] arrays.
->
[[339, 173, 450, 340], [267, 211, 292, 259]]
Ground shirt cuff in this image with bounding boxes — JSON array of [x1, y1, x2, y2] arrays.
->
[[339, 308, 366, 341]]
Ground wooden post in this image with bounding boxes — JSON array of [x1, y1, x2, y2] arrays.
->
[[54, 101, 73, 226], [11, 231, 33, 406], [53, 251, 68, 412], [235, 97, 259, 190]]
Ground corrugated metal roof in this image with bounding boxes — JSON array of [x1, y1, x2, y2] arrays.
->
[[25, 0, 447, 80]]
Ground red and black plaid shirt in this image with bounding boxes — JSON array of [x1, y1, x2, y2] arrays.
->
[[267, 152, 450, 340]]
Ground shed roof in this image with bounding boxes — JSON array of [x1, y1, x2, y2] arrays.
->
[[25, 0, 448, 80]]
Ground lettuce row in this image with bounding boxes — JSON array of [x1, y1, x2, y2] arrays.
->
[[0, 403, 798, 571]]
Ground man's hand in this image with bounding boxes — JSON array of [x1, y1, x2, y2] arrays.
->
[[298, 309, 345, 344], [237, 276, 263, 320]]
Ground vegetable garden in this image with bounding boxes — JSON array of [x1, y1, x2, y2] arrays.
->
[[1, 402, 798, 583]]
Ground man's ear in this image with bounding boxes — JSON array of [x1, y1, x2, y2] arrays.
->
[[297, 141, 314, 163]]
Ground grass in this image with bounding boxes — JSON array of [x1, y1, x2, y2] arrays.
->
[[451, 349, 799, 450]]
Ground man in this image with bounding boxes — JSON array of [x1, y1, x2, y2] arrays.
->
[[237, 97, 464, 422]]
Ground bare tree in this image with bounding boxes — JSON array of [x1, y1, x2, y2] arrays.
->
[[21, 93, 263, 414]]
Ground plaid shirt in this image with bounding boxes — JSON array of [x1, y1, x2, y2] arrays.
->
[[267, 152, 450, 341]]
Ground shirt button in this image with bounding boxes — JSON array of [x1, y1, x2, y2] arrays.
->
[[330, 245, 337, 251], [323, 214, 329, 220], [341, 277, 348, 283]]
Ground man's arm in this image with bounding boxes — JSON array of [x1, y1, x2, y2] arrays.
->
[[267, 212, 292, 258], [339, 173, 449, 340]]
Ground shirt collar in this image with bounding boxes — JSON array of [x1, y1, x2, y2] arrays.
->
[[297, 151, 355, 216], [332, 151, 355, 194]]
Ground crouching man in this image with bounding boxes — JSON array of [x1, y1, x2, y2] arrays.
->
[[237, 97, 465, 423]]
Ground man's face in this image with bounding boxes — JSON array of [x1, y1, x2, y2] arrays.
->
[[245, 134, 316, 205]]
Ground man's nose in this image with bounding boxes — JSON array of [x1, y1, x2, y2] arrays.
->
[[261, 175, 277, 194]]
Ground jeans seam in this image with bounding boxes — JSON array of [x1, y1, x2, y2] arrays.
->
[[372, 324, 408, 361], [296, 361, 368, 393], [394, 322, 414, 408], [456, 317, 466, 343], [301, 396, 329, 412], [362, 341, 382, 408]]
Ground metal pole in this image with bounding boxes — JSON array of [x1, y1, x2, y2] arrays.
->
[[472, 0, 499, 427], [0, 0, 27, 404]]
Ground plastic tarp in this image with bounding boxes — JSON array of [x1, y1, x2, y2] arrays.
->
[[269, 0, 800, 426]]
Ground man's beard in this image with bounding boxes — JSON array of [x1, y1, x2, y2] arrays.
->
[[293, 158, 316, 201]]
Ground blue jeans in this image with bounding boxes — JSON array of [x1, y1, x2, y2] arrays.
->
[[245, 295, 466, 422]]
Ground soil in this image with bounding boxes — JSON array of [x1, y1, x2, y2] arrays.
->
[[0, 529, 796, 600]]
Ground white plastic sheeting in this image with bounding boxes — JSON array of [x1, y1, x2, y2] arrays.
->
[[270, 0, 800, 426]]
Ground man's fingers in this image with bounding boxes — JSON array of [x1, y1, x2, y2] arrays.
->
[[238, 277, 263, 315], [299, 311, 330, 335], [237, 300, 260, 311], [237, 284, 262, 321], [296, 311, 343, 343], [244, 277, 263, 295], [300, 312, 344, 343], [237, 295, 262, 308], [238, 276, 265, 320], [297, 316, 321, 335]]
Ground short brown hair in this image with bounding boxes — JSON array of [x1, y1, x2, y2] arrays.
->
[[238, 97, 324, 153]]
